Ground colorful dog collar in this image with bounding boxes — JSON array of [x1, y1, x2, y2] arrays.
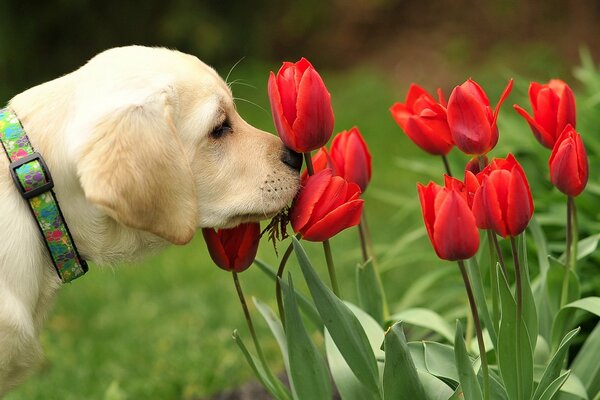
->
[[0, 108, 87, 283]]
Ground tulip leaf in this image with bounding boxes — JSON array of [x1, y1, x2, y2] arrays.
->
[[417, 370, 455, 400], [389, 308, 454, 344], [356, 259, 385, 326], [570, 321, 600, 398], [558, 233, 600, 263], [252, 297, 297, 399], [497, 266, 534, 400], [466, 257, 497, 347], [532, 327, 580, 400], [454, 321, 483, 400], [281, 274, 332, 400], [292, 237, 382, 397], [536, 371, 571, 400], [383, 322, 428, 400], [519, 233, 539, 353], [546, 256, 580, 322], [326, 302, 385, 400], [550, 297, 600, 351], [254, 258, 323, 330], [232, 330, 291, 400]]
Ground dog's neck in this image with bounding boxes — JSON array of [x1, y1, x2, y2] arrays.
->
[[7, 74, 170, 268]]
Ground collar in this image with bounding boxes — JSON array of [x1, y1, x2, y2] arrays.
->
[[0, 108, 87, 283]]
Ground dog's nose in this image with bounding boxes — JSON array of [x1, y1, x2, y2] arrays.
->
[[281, 147, 303, 171]]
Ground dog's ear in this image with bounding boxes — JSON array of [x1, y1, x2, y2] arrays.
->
[[77, 87, 197, 244]]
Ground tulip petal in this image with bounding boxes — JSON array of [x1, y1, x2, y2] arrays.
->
[[556, 83, 577, 131], [432, 191, 479, 261], [301, 199, 364, 242], [534, 87, 559, 141], [448, 85, 493, 154], [492, 79, 514, 122], [331, 127, 372, 192], [293, 67, 335, 152], [268, 72, 297, 150], [506, 165, 533, 236], [202, 228, 232, 271], [232, 223, 260, 271], [389, 103, 412, 130], [514, 104, 554, 148], [405, 116, 453, 155], [291, 169, 333, 232], [417, 182, 443, 252], [308, 175, 349, 224], [472, 175, 508, 237]]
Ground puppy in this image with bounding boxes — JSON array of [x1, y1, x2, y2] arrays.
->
[[0, 46, 301, 395]]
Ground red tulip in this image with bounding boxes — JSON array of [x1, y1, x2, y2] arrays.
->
[[417, 181, 480, 261], [443, 173, 480, 208], [447, 79, 513, 155], [549, 125, 588, 197], [300, 146, 331, 185], [329, 127, 372, 192], [291, 169, 364, 242], [465, 155, 489, 175], [202, 223, 261, 272], [268, 58, 335, 153], [390, 84, 453, 155], [514, 79, 576, 149], [471, 154, 533, 237]]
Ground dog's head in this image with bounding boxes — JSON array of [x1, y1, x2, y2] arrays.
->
[[74, 46, 301, 245]]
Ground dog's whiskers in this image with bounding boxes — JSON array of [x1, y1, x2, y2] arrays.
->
[[232, 97, 268, 114], [225, 57, 246, 87], [228, 79, 256, 89]]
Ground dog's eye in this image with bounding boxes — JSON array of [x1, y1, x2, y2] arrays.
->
[[211, 120, 232, 139]]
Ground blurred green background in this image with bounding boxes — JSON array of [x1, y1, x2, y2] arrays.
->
[[2, 1, 600, 399]]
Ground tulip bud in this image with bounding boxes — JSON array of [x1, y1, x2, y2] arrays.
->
[[417, 181, 480, 261], [202, 223, 261, 272], [514, 79, 576, 149], [549, 125, 588, 197], [290, 169, 364, 242], [329, 127, 372, 192], [471, 154, 534, 238], [447, 79, 513, 155], [390, 84, 453, 155], [268, 58, 335, 153]]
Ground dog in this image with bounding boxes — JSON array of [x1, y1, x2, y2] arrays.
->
[[0, 45, 301, 395]]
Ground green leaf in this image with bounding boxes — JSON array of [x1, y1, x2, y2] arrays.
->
[[546, 257, 580, 316], [528, 220, 554, 342], [326, 303, 385, 400], [551, 297, 600, 350], [532, 327, 580, 400], [520, 233, 539, 353], [454, 321, 483, 400], [467, 257, 498, 347], [232, 330, 291, 400], [356, 259, 385, 325], [417, 370, 454, 400], [497, 267, 534, 400], [292, 237, 381, 397], [282, 274, 332, 400], [254, 258, 323, 330], [537, 371, 571, 400], [570, 321, 600, 398], [528, 218, 550, 278], [383, 322, 428, 400], [558, 233, 600, 263], [389, 308, 454, 343]]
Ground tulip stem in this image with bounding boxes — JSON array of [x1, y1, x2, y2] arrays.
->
[[304, 152, 315, 175], [357, 221, 369, 263], [509, 236, 524, 400], [232, 272, 268, 370], [486, 231, 500, 332], [490, 232, 508, 279], [442, 155, 453, 177], [458, 260, 490, 400], [323, 239, 341, 297], [275, 237, 299, 326], [561, 196, 578, 308]]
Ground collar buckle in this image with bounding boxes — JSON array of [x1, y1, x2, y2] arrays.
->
[[9, 152, 55, 199]]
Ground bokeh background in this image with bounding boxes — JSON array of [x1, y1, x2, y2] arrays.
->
[[2, 1, 600, 399]]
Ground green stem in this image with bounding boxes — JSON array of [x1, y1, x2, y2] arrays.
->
[[275, 237, 299, 326], [510, 237, 523, 400], [458, 260, 490, 400], [561, 196, 577, 307], [357, 221, 369, 263], [442, 155, 453, 177], [323, 239, 340, 296], [486, 230, 500, 333], [491, 232, 508, 279], [303, 152, 315, 175], [233, 272, 268, 368]]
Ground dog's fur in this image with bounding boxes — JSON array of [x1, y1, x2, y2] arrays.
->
[[0, 46, 299, 394]]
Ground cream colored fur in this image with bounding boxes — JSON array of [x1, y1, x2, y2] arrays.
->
[[0, 46, 299, 395]]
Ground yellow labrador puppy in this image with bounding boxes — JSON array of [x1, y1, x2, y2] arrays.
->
[[0, 46, 301, 394]]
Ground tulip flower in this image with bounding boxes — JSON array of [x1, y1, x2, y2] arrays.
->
[[447, 79, 513, 155], [268, 58, 335, 153], [290, 169, 364, 242], [465, 155, 488, 175], [549, 125, 588, 197], [202, 223, 261, 272], [417, 181, 480, 261], [329, 127, 372, 192], [390, 84, 453, 155], [514, 79, 576, 149], [471, 154, 533, 238]]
